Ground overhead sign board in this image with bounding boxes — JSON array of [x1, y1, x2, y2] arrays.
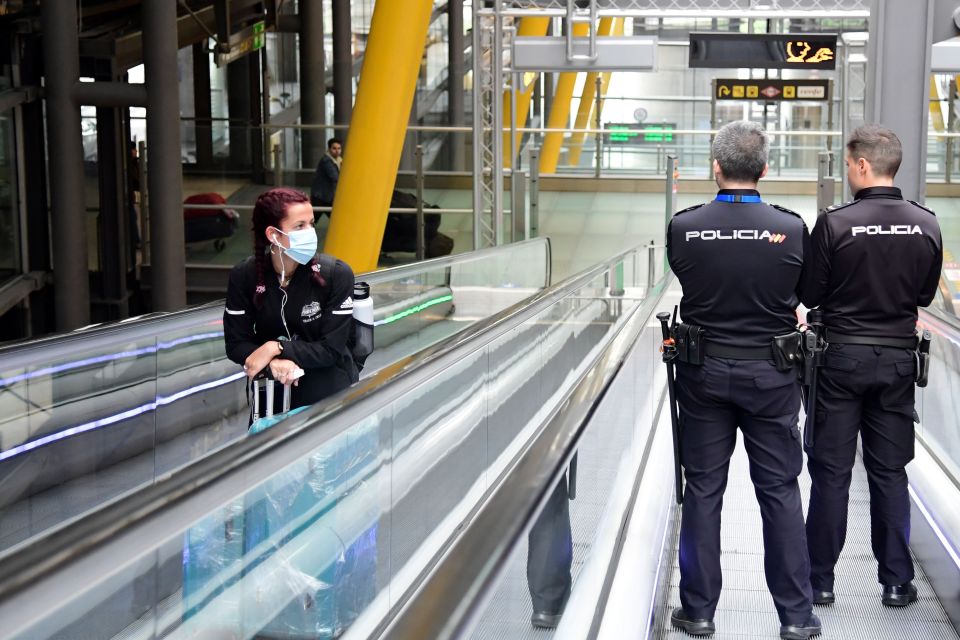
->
[[216, 21, 267, 67], [512, 36, 658, 71], [690, 33, 838, 70], [715, 79, 831, 101]]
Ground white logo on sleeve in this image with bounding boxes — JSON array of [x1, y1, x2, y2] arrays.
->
[[851, 225, 922, 237], [333, 296, 354, 315]]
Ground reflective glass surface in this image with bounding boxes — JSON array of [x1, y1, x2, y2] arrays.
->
[[917, 308, 960, 480], [3, 247, 648, 640], [0, 240, 550, 554], [466, 289, 666, 639]]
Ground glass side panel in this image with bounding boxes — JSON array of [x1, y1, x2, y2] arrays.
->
[[6, 248, 647, 640], [917, 309, 960, 480], [0, 335, 158, 553], [0, 240, 550, 557], [466, 294, 666, 639]]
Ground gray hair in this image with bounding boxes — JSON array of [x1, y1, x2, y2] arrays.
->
[[847, 124, 902, 178], [712, 121, 769, 183]]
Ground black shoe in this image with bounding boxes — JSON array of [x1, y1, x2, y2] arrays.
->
[[780, 613, 822, 640], [882, 582, 918, 607], [531, 611, 562, 629], [670, 607, 716, 637], [812, 590, 835, 606]]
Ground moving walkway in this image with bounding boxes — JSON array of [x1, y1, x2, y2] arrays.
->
[[0, 246, 958, 640]]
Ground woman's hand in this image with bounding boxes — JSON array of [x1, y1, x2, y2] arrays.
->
[[269, 358, 303, 386], [243, 341, 281, 378]]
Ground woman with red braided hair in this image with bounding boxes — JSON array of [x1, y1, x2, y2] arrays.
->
[[224, 187, 358, 414]]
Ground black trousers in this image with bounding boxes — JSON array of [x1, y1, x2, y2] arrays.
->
[[806, 343, 916, 591], [527, 474, 572, 614], [676, 357, 812, 625]]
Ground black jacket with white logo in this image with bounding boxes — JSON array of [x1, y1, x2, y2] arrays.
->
[[667, 189, 810, 349], [801, 186, 943, 339], [224, 253, 358, 408]]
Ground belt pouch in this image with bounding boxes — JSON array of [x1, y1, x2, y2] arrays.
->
[[676, 323, 705, 365], [772, 332, 802, 372]]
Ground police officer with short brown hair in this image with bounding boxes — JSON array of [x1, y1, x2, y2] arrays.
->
[[667, 121, 821, 640], [802, 124, 943, 608]]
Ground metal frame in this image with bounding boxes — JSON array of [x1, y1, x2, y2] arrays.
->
[[468, 0, 869, 249]]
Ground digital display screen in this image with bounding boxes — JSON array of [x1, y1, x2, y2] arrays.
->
[[605, 123, 676, 144], [689, 33, 838, 70]]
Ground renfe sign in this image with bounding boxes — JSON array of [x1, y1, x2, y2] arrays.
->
[[689, 33, 838, 70], [714, 79, 831, 102]]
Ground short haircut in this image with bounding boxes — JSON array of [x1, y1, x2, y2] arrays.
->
[[327, 137, 342, 149], [846, 124, 902, 178], [712, 121, 769, 183]]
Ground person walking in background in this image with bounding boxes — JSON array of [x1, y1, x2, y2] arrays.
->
[[311, 137, 343, 212]]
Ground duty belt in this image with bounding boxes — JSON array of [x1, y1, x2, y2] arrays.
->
[[704, 343, 774, 360], [824, 330, 917, 350]]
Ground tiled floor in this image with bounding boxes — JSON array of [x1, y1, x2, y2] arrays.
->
[[650, 445, 960, 640]]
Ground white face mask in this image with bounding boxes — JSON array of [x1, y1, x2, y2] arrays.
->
[[272, 227, 318, 265]]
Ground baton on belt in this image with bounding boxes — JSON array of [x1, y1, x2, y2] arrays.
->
[[801, 310, 825, 448], [657, 311, 684, 505]]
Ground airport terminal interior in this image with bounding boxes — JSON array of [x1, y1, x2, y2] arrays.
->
[[1, 0, 960, 638]]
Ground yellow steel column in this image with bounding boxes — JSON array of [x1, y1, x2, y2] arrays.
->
[[539, 22, 591, 173], [323, 0, 434, 272], [566, 17, 616, 167], [503, 17, 551, 168]]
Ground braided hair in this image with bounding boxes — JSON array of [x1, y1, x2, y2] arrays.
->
[[251, 187, 326, 307]]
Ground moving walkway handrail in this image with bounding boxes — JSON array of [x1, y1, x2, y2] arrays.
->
[[0, 242, 643, 619], [381, 271, 674, 640], [0, 238, 550, 367]]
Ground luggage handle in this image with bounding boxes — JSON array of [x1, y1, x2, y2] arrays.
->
[[250, 368, 303, 420]]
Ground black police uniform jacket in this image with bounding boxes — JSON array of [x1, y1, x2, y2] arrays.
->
[[224, 253, 359, 408], [667, 189, 810, 349], [801, 186, 942, 339]]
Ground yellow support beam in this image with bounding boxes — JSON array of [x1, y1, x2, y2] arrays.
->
[[503, 17, 551, 168], [539, 22, 591, 174], [323, 0, 434, 273], [566, 17, 617, 167]]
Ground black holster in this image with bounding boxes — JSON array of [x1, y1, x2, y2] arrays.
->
[[675, 323, 705, 365], [915, 329, 932, 388], [771, 331, 803, 372]]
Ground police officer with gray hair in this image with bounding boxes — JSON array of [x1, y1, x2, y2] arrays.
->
[[667, 120, 821, 639], [802, 125, 942, 608]]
